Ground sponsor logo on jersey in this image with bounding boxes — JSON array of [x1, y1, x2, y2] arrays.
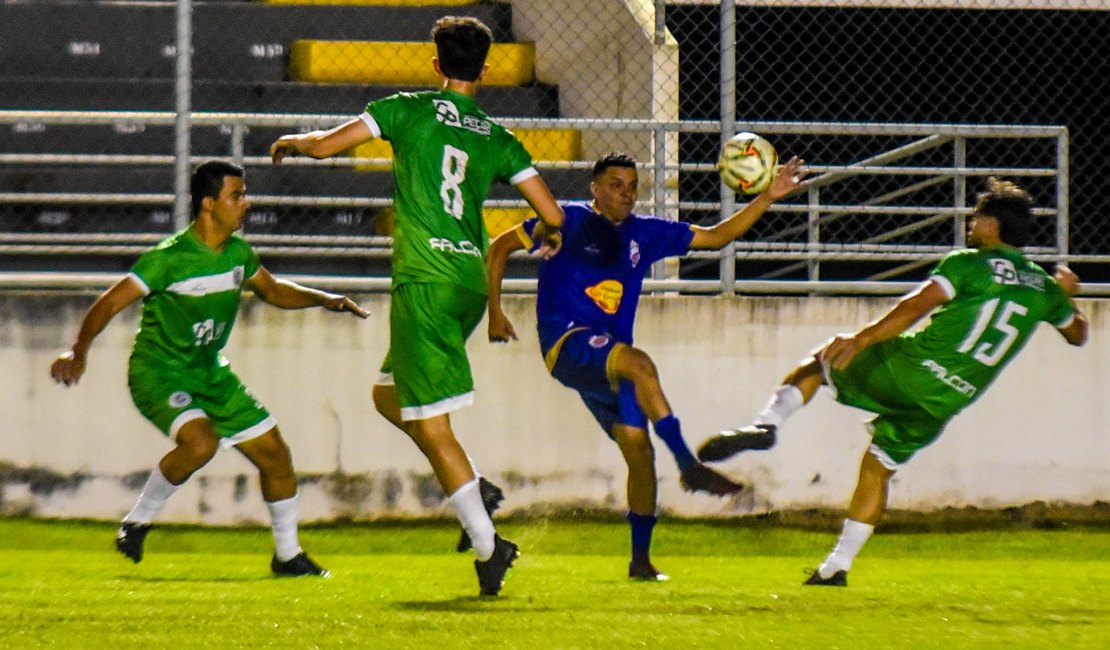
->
[[428, 237, 482, 258], [921, 359, 976, 397], [433, 99, 491, 136], [588, 334, 611, 348], [629, 240, 641, 266], [585, 279, 623, 315], [167, 267, 245, 296], [169, 391, 193, 408], [990, 258, 1044, 290]]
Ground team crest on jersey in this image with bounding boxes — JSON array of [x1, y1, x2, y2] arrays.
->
[[232, 266, 244, 285], [588, 334, 611, 348], [629, 240, 641, 266], [585, 279, 624, 315], [169, 391, 193, 408]]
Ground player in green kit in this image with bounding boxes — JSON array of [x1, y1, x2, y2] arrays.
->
[[50, 160, 369, 576], [269, 16, 564, 596], [696, 178, 1089, 586]]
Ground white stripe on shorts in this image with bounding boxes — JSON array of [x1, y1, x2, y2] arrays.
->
[[221, 414, 278, 449], [400, 391, 474, 421], [170, 409, 206, 438]]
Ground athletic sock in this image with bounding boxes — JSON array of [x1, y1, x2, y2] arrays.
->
[[627, 510, 658, 564], [267, 493, 303, 562], [818, 518, 874, 578], [753, 384, 805, 428], [448, 478, 496, 561], [123, 466, 179, 525], [653, 415, 697, 471]]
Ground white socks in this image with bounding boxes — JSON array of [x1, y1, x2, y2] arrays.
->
[[267, 493, 303, 562], [818, 518, 874, 578], [448, 478, 496, 561], [754, 384, 805, 428], [123, 466, 179, 525]]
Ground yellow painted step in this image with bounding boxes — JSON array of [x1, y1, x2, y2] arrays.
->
[[484, 208, 532, 238], [262, 1, 475, 5], [348, 129, 581, 170], [290, 41, 534, 86]]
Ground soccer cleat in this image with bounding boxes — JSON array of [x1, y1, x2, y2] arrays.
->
[[115, 522, 152, 563], [696, 424, 777, 463], [629, 559, 670, 582], [803, 568, 847, 586], [679, 462, 744, 496], [271, 552, 332, 578], [457, 477, 506, 553], [474, 535, 520, 596]]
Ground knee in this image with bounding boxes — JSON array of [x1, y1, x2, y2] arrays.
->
[[620, 348, 659, 383], [616, 429, 655, 468], [178, 433, 219, 466]]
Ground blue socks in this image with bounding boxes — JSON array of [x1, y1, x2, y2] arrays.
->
[[653, 415, 696, 471], [627, 510, 658, 563]]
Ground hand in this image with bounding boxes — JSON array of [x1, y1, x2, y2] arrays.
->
[[269, 135, 301, 165], [50, 350, 87, 387], [488, 309, 518, 343], [818, 333, 868, 371], [1055, 265, 1081, 297], [323, 294, 370, 319], [533, 223, 562, 260], [765, 156, 808, 201]]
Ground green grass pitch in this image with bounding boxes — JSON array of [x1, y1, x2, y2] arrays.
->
[[0, 517, 1107, 648]]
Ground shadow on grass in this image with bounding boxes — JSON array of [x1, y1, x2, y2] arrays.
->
[[395, 597, 554, 613], [117, 574, 273, 583]]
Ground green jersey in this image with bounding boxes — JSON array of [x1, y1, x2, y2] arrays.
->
[[362, 89, 537, 294], [881, 247, 1075, 419], [128, 227, 261, 369]]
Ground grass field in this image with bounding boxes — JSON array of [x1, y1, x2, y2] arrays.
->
[[0, 517, 1107, 648]]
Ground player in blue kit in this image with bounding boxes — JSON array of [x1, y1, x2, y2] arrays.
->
[[486, 152, 806, 579]]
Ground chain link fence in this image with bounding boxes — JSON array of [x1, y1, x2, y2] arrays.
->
[[0, 0, 1106, 287]]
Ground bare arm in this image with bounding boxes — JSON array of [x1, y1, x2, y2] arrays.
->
[[1054, 266, 1089, 346], [270, 118, 374, 163], [689, 156, 807, 250], [515, 174, 565, 232], [245, 267, 370, 318], [50, 276, 145, 386], [486, 228, 528, 342], [821, 279, 950, 370]]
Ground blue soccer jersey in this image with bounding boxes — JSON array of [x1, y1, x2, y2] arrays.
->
[[517, 201, 694, 351]]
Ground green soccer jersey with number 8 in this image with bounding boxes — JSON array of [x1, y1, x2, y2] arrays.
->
[[363, 89, 537, 295]]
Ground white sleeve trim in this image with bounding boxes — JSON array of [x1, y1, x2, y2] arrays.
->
[[358, 112, 382, 138], [930, 275, 955, 300], [510, 166, 539, 185], [127, 272, 151, 296], [1055, 312, 1076, 330]]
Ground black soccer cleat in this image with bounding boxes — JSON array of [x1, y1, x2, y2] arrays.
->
[[271, 552, 332, 578], [457, 477, 505, 553], [679, 462, 744, 496], [115, 522, 152, 564], [629, 559, 670, 582], [696, 424, 777, 463], [474, 535, 520, 596], [803, 568, 847, 587]]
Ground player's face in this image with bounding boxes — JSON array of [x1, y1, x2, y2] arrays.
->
[[590, 166, 638, 223], [212, 176, 250, 232], [967, 212, 999, 248]]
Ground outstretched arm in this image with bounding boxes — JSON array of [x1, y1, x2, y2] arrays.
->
[[515, 174, 565, 235], [1054, 266, 1089, 346], [270, 118, 374, 163], [688, 156, 807, 250], [821, 279, 950, 370], [486, 228, 528, 342], [50, 276, 145, 386], [245, 267, 370, 318]]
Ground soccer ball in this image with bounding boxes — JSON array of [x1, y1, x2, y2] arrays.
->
[[717, 132, 778, 194]]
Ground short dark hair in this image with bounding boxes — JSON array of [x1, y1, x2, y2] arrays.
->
[[431, 16, 492, 82], [592, 152, 638, 179], [190, 160, 244, 217], [974, 177, 1033, 247]]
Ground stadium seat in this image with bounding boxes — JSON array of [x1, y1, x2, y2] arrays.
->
[[290, 41, 535, 86]]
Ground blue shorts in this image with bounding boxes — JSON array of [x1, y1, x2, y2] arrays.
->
[[543, 327, 647, 437]]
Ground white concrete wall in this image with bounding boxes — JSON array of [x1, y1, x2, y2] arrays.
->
[[2, 291, 1107, 523]]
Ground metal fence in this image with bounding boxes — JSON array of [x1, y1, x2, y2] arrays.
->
[[1, 0, 1107, 292]]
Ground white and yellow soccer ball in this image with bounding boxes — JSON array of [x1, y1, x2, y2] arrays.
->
[[717, 132, 778, 195]]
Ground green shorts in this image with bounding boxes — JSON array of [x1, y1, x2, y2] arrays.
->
[[128, 358, 276, 447], [827, 339, 949, 466], [378, 282, 487, 421]]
